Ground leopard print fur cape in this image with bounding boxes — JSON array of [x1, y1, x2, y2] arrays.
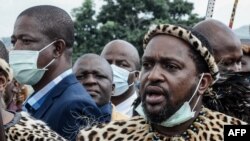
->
[[4, 112, 67, 141], [77, 107, 247, 141]]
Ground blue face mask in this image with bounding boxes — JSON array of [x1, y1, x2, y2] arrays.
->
[[9, 41, 56, 85], [136, 73, 204, 127], [111, 64, 135, 96]]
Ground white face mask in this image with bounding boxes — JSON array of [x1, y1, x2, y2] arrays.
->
[[111, 64, 134, 96], [136, 73, 204, 127], [9, 41, 56, 85]]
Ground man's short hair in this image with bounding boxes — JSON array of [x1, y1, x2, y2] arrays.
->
[[17, 5, 74, 48], [0, 41, 9, 62]]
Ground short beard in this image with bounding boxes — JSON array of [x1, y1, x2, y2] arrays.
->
[[142, 83, 197, 124], [142, 97, 177, 123]]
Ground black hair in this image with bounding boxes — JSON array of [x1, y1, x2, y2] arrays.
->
[[17, 5, 74, 48]]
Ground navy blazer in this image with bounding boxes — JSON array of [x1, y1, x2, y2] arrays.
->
[[30, 74, 110, 140]]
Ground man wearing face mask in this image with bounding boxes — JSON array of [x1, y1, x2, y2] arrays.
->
[[77, 24, 246, 141], [9, 5, 109, 140], [101, 40, 140, 117]]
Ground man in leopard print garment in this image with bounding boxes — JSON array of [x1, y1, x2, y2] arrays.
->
[[0, 58, 66, 141], [77, 24, 247, 141]]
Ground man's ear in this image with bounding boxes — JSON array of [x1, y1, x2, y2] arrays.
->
[[111, 83, 115, 96], [53, 39, 66, 58], [134, 71, 140, 80], [198, 73, 213, 96], [0, 75, 8, 93], [112, 83, 115, 91]]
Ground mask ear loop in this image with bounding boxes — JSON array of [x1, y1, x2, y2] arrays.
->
[[128, 82, 134, 87], [188, 73, 204, 112], [42, 59, 55, 69], [39, 41, 57, 69], [127, 70, 139, 86], [39, 40, 57, 52]]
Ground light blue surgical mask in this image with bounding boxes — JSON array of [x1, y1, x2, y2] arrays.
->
[[136, 73, 204, 127], [9, 41, 56, 85], [111, 64, 135, 96]]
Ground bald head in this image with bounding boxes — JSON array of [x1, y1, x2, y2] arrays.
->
[[73, 53, 113, 106], [101, 39, 140, 71], [73, 54, 113, 80], [193, 19, 242, 72]]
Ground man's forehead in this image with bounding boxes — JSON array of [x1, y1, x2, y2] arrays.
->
[[102, 48, 137, 63], [144, 35, 190, 53], [13, 16, 43, 38], [213, 39, 242, 56], [103, 45, 134, 56], [103, 50, 129, 57], [142, 49, 189, 64], [78, 57, 112, 73], [215, 48, 243, 62], [14, 15, 39, 29], [79, 56, 107, 66]]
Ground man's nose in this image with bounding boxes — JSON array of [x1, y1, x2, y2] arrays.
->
[[147, 65, 164, 82], [13, 41, 22, 50], [84, 75, 97, 84]]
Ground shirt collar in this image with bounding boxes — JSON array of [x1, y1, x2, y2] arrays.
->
[[23, 69, 72, 111], [115, 91, 137, 117]]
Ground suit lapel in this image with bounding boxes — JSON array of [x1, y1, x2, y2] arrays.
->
[[33, 74, 78, 119]]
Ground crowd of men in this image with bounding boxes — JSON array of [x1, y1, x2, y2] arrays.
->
[[0, 5, 249, 141]]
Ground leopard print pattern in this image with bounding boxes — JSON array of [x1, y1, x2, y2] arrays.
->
[[143, 24, 219, 83], [5, 112, 67, 141], [77, 107, 247, 141]]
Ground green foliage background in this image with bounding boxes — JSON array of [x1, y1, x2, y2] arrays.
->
[[72, 0, 204, 62]]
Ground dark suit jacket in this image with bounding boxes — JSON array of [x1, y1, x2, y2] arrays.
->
[[30, 74, 110, 140]]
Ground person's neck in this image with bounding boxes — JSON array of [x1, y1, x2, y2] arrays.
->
[[151, 106, 202, 136], [111, 86, 135, 105], [1, 109, 14, 125]]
